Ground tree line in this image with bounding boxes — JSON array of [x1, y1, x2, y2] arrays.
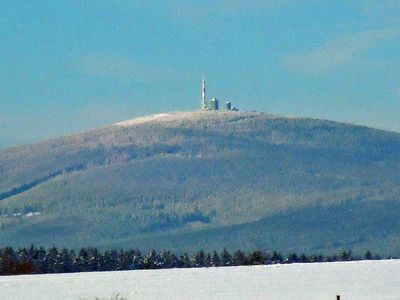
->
[[0, 245, 382, 276]]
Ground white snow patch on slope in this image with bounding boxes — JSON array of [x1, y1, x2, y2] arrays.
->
[[112, 111, 271, 128], [115, 113, 171, 126], [23, 212, 41, 218], [1, 260, 399, 300]]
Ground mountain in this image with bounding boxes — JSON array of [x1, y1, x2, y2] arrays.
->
[[1, 111, 400, 255]]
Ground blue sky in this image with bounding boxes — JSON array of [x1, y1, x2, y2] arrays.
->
[[1, 0, 400, 147]]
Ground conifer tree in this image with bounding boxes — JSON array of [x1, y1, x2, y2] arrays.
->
[[299, 253, 309, 263], [365, 250, 372, 260], [130, 250, 144, 270], [59, 247, 73, 273], [144, 250, 160, 269], [271, 251, 283, 264], [233, 250, 246, 266], [248, 250, 265, 265], [179, 253, 191, 268], [194, 250, 205, 267], [221, 248, 232, 266], [212, 251, 220, 267], [16, 247, 34, 274], [204, 253, 212, 267], [0, 247, 17, 275], [287, 253, 298, 263], [340, 250, 352, 261], [163, 250, 177, 269]]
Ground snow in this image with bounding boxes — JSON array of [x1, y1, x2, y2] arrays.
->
[[112, 110, 268, 128], [1, 260, 399, 300], [114, 113, 171, 126], [22, 212, 40, 218], [0, 212, 41, 219]]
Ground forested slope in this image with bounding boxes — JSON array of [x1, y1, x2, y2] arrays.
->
[[1, 111, 399, 254]]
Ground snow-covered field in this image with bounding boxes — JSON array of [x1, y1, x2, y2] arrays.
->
[[1, 260, 399, 300]]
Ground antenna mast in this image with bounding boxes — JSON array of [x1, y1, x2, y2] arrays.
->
[[201, 75, 207, 110]]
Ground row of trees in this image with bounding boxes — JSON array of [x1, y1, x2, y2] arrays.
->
[[0, 245, 381, 276]]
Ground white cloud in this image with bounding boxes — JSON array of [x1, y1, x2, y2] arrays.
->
[[284, 29, 399, 74]]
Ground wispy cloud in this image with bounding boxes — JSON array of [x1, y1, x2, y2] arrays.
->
[[284, 29, 399, 74]]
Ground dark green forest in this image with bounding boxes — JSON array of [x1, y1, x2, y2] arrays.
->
[[0, 245, 383, 276]]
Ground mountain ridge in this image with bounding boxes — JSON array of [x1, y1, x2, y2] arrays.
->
[[3, 110, 399, 151], [1, 110, 400, 254]]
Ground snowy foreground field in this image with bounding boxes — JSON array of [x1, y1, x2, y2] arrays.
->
[[1, 260, 399, 300]]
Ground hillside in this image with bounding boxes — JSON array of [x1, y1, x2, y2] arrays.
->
[[1, 111, 400, 254]]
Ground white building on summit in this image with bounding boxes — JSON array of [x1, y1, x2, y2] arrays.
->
[[201, 76, 237, 111]]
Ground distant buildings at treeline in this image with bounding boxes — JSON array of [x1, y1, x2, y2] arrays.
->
[[201, 77, 238, 111]]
